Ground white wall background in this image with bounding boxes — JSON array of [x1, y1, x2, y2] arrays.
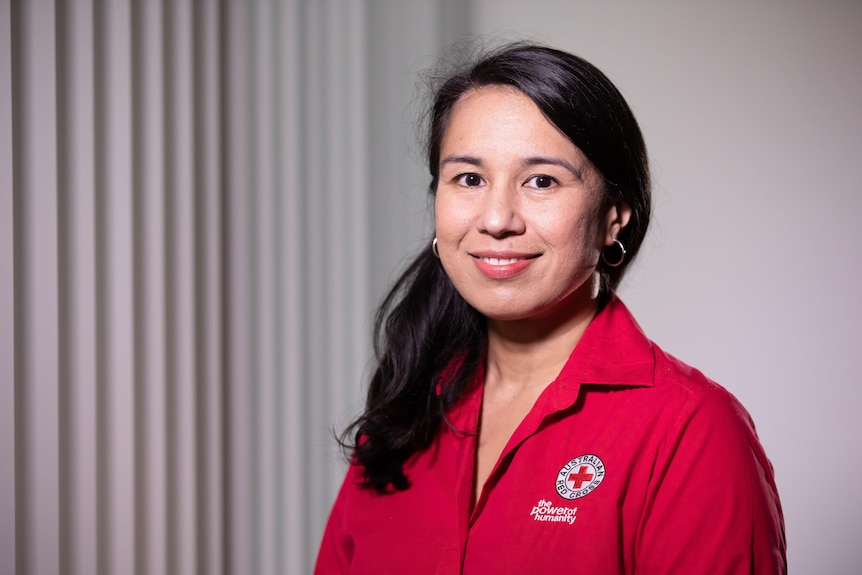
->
[[468, 1, 862, 572]]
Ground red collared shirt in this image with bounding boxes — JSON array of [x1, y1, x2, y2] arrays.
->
[[315, 296, 787, 574]]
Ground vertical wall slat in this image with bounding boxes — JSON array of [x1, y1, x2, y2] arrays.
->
[[164, 0, 197, 573], [0, 0, 15, 572], [223, 0, 252, 573], [323, 3, 348, 468], [57, 1, 99, 573], [327, 0, 368, 459], [344, 0, 370, 426], [193, 1, 224, 573], [95, 0, 137, 572], [250, 0, 277, 573], [14, 2, 61, 574], [299, 5, 327, 559], [277, 1, 303, 571], [133, 0, 167, 573]]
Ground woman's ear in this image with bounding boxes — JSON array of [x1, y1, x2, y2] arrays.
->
[[605, 201, 632, 245]]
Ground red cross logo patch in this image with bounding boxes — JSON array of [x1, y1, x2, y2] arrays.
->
[[556, 454, 605, 500]]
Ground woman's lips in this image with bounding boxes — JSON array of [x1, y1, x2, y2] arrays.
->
[[471, 253, 539, 279]]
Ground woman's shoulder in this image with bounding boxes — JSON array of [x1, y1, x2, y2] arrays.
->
[[637, 343, 774, 478], [651, 344, 753, 423], [602, 296, 754, 428]]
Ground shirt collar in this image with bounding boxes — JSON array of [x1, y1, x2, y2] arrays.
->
[[445, 294, 656, 426], [546, 293, 655, 410]]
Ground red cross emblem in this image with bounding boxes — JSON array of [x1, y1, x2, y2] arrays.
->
[[557, 454, 605, 500], [567, 465, 594, 489]]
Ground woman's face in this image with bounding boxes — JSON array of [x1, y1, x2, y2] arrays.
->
[[434, 86, 629, 323]]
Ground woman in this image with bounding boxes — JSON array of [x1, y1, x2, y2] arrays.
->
[[315, 43, 786, 574]]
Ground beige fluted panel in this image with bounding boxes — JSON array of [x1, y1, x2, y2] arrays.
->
[[58, 0, 99, 573], [277, 1, 305, 570], [95, 0, 137, 572], [0, 0, 14, 568], [293, 1, 369, 570], [223, 1, 370, 573], [6, 1, 225, 573], [250, 3, 278, 573], [223, 1, 252, 573], [134, 1, 168, 572], [164, 0, 197, 572], [193, 2, 225, 574], [303, 0, 370, 548], [13, 2, 62, 574]]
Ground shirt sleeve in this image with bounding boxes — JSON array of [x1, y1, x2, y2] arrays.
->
[[635, 383, 787, 574], [314, 469, 355, 575]]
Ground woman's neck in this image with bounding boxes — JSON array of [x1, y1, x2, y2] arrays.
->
[[484, 289, 599, 396]]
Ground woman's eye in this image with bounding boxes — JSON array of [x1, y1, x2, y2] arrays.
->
[[526, 175, 556, 189], [457, 173, 483, 187]]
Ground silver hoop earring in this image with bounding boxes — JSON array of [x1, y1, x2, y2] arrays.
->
[[602, 239, 626, 267], [432, 237, 440, 259]]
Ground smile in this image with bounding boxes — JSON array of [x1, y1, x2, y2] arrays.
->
[[480, 257, 525, 266], [471, 253, 538, 280]]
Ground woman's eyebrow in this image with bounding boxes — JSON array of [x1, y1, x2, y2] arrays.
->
[[523, 156, 582, 178], [439, 154, 582, 178], [439, 155, 483, 168]]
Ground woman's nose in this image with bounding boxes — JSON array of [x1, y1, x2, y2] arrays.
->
[[478, 183, 525, 238]]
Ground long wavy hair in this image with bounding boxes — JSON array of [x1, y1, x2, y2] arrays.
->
[[342, 42, 652, 493]]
